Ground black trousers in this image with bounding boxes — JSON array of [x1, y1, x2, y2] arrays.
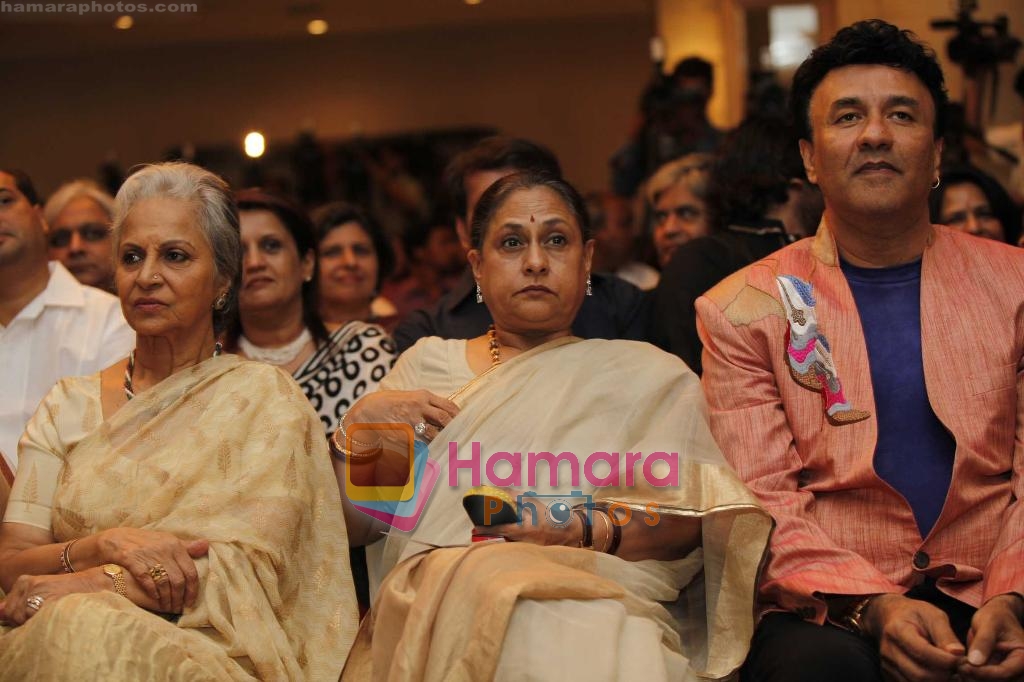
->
[[741, 580, 976, 682]]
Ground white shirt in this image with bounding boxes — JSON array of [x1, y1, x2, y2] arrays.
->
[[0, 262, 134, 471]]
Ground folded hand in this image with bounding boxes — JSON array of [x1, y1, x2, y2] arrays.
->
[[96, 528, 209, 614]]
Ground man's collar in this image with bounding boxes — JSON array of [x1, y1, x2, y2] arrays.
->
[[811, 217, 937, 267], [15, 262, 87, 322]]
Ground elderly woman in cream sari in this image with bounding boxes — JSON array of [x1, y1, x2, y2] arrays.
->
[[334, 171, 771, 681], [0, 163, 357, 680]]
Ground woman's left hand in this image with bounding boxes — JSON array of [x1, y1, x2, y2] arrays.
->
[[0, 570, 104, 626], [478, 496, 584, 548]]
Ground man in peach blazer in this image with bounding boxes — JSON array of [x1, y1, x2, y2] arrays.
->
[[697, 20, 1024, 682]]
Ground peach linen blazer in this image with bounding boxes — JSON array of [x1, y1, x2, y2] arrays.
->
[[696, 221, 1024, 623]]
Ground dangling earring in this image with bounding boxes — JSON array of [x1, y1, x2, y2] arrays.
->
[[213, 292, 229, 311], [931, 175, 941, 190], [585, 276, 593, 297], [475, 283, 484, 304]]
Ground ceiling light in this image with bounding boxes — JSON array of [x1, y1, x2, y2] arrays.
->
[[244, 132, 266, 159], [307, 19, 329, 35], [114, 15, 134, 30], [464, 0, 482, 5]]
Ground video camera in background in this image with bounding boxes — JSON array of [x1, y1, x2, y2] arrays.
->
[[931, 0, 1020, 76]]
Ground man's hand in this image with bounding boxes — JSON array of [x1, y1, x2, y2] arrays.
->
[[862, 593, 965, 681], [958, 593, 1024, 681]]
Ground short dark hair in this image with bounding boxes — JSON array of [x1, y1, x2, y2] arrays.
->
[[0, 167, 40, 206], [790, 19, 948, 141], [444, 136, 562, 221], [928, 165, 1021, 245], [671, 56, 714, 90], [706, 116, 807, 230], [470, 171, 592, 251], [311, 201, 395, 288], [233, 188, 329, 347]]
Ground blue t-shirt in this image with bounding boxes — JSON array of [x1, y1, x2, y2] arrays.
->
[[841, 258, 955, 536]]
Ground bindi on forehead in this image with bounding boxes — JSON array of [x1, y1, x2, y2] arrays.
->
[[530, 215, 535, 223]]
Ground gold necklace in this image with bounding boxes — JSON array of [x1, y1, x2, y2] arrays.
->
[[448, 327, 502, 404], [487, 325, 502, 365]]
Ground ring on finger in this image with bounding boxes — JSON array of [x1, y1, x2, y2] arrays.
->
[[26, 594, 45, 612], [414, 421, 427, 436], [148, 564, 169, 585]]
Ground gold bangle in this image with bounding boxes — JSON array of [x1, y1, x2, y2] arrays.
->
[[339, 412, 383, 449], [59, 538, 79, 573], [595, 510, 613, 553], [329, 427, 382, 464]]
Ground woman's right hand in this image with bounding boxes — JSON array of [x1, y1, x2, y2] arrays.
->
[[95, 528, 209, 614], [347, 390, 460, 443]]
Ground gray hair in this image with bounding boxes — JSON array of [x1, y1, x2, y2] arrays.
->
[[112, 162, 241, 330], [43, 179, 115, 226], [645, 153, 714, 206]]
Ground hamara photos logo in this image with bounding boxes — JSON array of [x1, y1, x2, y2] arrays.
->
[[344, 427, 679, 531]]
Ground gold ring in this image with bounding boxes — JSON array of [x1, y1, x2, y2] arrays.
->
[[148, 564, 169, 584]]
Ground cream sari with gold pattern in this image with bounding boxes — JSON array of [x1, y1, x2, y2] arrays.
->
[[1, 355, 357, 680], [346, 337, 772, 681]]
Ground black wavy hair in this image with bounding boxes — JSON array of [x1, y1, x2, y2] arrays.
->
[[790, 19, 949, 141]]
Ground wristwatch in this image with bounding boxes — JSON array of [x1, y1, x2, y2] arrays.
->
[[102, 564, 128, 597]]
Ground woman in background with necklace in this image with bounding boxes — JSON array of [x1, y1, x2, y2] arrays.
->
[[230, 189, 395, 434]]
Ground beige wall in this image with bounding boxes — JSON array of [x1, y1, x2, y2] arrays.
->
[[0, 16, 653, 196], [657, 0, 1023, 129], [655, 0, 732, 127]]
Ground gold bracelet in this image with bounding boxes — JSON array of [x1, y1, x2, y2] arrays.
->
[[59, 538, 79, 573], [329, 427, 382, 464], [595, 510, 614, 553], [339, 412, 383, 448]]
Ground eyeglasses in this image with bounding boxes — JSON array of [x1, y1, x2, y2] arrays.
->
[[47, 222, 111, 249], [653, 205, 703, 225]]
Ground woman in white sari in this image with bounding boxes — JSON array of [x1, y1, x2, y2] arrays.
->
[[334, 171, 771, 681]]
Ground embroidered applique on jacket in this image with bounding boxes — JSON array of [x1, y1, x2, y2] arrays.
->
[[776, 275, 870, 425]]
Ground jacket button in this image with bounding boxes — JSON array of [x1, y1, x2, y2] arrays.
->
[[913, 551, 930, 569]]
